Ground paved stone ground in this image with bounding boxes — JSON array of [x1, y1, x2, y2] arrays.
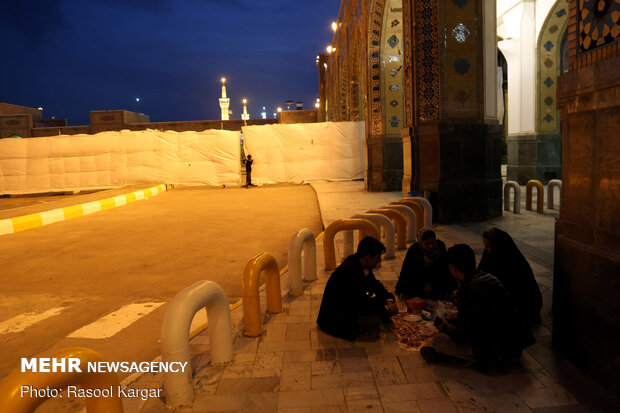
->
[[120, 181, 618, 413]]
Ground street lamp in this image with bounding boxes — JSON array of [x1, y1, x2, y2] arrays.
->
[[135, 97, 140, 113]]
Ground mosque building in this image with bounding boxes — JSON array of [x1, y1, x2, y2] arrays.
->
[[319, 0, 619, 394]]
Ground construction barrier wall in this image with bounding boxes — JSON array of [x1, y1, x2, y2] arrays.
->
[[242, 121, 365, 185], [0, 129, 241, 194]]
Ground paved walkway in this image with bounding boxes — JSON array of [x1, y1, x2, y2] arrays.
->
[[122, 181, 617, 413]]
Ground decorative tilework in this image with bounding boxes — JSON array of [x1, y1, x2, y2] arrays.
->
[[578, 0, 620, 52], [389, 116, 400, 127], [389, 84, 400, 92], [454, 58, 470, 75], [536, 0, 568, 133], [369, 0, 386, 137], [451, 23, 471, 43], [402, 0, 414, 127], [417, 0, 440, 121], [391, 19, 400, 27], [388, 34, 399, 48], [390, 99, 399, 107], [390, 69, 398, 77]]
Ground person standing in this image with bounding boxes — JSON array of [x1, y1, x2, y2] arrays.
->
[[244, 154, 253, 187], [317, 236, 399, 341]]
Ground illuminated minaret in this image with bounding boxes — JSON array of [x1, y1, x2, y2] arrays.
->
[[219, 77, 230, 121], [241, 99, 250, 122]]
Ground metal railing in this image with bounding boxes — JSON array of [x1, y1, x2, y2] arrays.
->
[[547, 179, 562, 210], [0, 348, 123, 413], [161, 280, 233, 408], [287, 228, 317, 297], [404, 197, 433, 227], [384, 204, 416, 242], [242, 253, 283, 336], [526, 180, 544, 213], [367, 209, 407, 250], [504, 181, 521, 214], [323, 219, 379, 270], [351, 213, 395, 258]]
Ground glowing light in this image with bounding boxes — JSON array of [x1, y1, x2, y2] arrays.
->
[[277, 107, 282, 112], [331, 22, 338, 32], [136, 98, 140, 102], [326, 45, 333, 54], [243, 99, 247, 104], [315, 102, 320, 108], [324, 63, 328, 69], [221, 77, 226, 84]]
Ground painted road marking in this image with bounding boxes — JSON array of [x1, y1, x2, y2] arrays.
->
[[0, 184, 169, 237], [67, 302, 165, 339], [0, 307, 66, 335]]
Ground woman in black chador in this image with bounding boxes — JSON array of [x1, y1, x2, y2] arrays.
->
[[395, 228, 457, 300], [477, 227, 543, 324]]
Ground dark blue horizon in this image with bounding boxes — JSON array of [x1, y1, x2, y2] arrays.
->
[[0, 0, 339, 126]]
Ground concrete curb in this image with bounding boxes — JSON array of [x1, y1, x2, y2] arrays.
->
[[0, 184, 170, 237]]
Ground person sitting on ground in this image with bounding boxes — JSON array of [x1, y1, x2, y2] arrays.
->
[[317, 236, 399, 341], [477, 227, 543, 324], [395, 228, 457, 300], [422, 244, 535, 371]]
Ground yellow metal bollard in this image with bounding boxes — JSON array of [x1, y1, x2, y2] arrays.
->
[[242, 253, 283, 337], [323, 219, 380, 271], [367, 209, 407, 250], [526, 180, 544, 213], [390, 200, 424, 232], [0, 347, 123, 413]]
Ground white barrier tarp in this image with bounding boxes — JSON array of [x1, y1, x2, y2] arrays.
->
[[0, 129, 241, 194], [241, 121, 365, 184]]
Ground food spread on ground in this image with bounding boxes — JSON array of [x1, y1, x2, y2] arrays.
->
[[392, 299, 457, 350]]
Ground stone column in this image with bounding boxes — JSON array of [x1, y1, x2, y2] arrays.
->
[[406, 0, 503, 222], [553, 0, 620, 391]]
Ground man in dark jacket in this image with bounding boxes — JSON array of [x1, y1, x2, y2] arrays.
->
[[317, 236, 398, 341], [423, 244, 535, 370]]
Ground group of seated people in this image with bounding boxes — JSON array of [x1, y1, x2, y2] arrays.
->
[[316, 227, 543, 371]]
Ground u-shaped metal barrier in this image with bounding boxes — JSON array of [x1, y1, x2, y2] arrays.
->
[[404, 197, 433, 227], [0, 347, 123, 413], [382, 204, 416, 242], [351, 213, 395, 258], [161, 280, 233, 407], [392, 199, 425, 231], [242, 253, 283, 336], [504, 181, 521, 214], [526, 180, 544, 213], [287, 228, 317, 297], [547, 179, 562, 210], [367, 209, 407, 250], [323, 219, 380, 271]]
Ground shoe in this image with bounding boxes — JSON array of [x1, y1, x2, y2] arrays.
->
[[419, 346, 469, 366]]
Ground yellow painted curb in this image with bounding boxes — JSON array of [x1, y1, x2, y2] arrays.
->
[[0, 184, 170, 237]]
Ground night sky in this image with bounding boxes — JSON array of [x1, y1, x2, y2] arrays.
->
[[0, 0, 339, 126]]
